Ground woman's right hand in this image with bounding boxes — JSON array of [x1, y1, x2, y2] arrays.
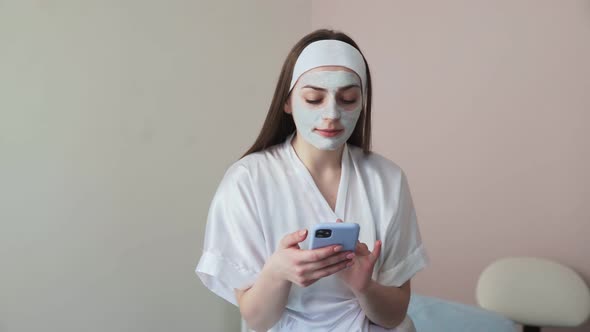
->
[[267, 229, 355, 287]]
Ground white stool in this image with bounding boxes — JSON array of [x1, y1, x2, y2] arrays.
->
[[476, 256, 590, 332]]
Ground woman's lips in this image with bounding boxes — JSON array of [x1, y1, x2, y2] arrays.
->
[[315, 129, 344, 137]]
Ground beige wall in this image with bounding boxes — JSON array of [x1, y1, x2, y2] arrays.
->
[[0, 1, 310, 331], [312, 1, 590, 331]]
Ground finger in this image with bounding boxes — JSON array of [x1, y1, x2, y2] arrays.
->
[[301, 278, 320, 287], [303, 251, 354, 272], [335, 218, 344, 223], [308, 259, 354, 280], [355, 243, 364, 255], [370, 240, 382, 262], [356, 242, 370, 255], [300, 244, 343, 263], [355, 240, 362, 250], [279, 229, 308, 249]]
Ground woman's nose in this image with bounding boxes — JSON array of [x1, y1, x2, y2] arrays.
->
[[320, 98, 341, 120]]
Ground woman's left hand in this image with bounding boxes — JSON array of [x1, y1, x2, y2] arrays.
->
[[335, 219, 382, 295]]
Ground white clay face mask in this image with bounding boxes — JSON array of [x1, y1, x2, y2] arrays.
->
[[291, 70, 363, 151]]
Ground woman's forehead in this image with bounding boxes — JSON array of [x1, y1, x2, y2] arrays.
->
[[297, 68, 361, 89]]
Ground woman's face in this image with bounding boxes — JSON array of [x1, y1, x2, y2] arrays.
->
[[286, 66, 363, 151]]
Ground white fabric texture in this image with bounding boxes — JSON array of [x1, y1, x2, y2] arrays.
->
[[195, 132, 430, 331], [289, 39, 368, 99]]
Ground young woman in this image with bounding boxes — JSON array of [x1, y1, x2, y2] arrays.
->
[[195, 29, 429, 332]]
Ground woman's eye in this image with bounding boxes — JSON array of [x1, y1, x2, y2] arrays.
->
[[341, 99, 357, 104], [305, 99, 322, 104]]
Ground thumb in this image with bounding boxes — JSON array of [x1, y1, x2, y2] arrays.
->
[[279, 229, 308, 249], [335, 218, 344, 223], [370, 240, 382, 263]]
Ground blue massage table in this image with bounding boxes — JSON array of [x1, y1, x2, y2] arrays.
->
[[408, 294, 518, 332]]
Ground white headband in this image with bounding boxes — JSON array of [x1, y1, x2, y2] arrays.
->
[[289, 39, 367, 98]]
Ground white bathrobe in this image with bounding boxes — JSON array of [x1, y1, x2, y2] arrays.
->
[[196, 132, 430, 332]]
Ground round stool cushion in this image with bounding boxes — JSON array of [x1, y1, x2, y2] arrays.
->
[[476, 256, 590, 327]]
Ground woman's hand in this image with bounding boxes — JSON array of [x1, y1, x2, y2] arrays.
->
[[267, 228, 355, 287], [334, 219, 382, 294]]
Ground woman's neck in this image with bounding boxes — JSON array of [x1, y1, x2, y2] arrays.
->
[[291, 132, 344, 173]]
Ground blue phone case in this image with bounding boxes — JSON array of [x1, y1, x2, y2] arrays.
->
[[309, 222, 360, 252]]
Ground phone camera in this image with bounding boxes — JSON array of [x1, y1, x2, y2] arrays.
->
[[315, 229, 332, 238]]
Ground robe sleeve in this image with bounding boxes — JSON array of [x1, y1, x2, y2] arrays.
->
[[195, 163, 266, 306], [377, 170, 430, 287]]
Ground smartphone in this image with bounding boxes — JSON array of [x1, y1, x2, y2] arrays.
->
[[309, 222, 360, 252]]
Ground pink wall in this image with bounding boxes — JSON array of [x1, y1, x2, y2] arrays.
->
[[312, 1, 590, 331]]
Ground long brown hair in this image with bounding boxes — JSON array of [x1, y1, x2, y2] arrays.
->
[[241, 29, 373, 159]]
